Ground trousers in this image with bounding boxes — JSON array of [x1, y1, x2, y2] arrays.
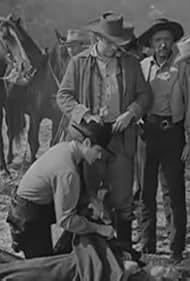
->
[[7, 194, 55, 258], [141, 120, 187, 254], [83, 128, 137, 246]]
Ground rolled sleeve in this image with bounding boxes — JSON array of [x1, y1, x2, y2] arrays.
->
[[54, 172, 80, 226], [54, 172, 103, 235]]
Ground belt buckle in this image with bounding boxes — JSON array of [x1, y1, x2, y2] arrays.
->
[[160, 119, 170, 130]]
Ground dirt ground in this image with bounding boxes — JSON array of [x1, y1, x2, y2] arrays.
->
[[0, 116, 190, 263]]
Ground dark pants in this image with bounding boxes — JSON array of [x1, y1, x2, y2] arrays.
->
[[83, 129, 137, 247], [19, 221, 53, 258], [7, 195, 55, 258], [141, 120, 187, 254]]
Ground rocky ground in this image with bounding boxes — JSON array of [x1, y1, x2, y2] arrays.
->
[[0, 117, 190, 279]]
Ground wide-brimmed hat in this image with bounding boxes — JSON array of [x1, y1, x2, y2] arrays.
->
[[138, 18, 184, 47], [64, 29, 90, 47], [84, 11, 135, 46], [174, 35, 190, 64], [71, 120, 113, 155]]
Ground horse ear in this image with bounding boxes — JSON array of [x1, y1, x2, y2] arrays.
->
[[16, 17, 22, 25], [55, 29, 66, 44], [7, 14, 13, 21], [7, 13, 22, 25]]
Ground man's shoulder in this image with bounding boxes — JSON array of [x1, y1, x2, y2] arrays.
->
[[43, 142, 71, 160], [141, 56, 153, 67], [120, 52, 142, 71], [140, 56, 153, 76], [72, 48, 92, 61], [121, 52, 139, 62]]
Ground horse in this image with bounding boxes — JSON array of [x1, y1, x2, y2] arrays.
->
[[0, 16, 70, 163], [20, 36, 70, 162], [0, 26, 22, 173]]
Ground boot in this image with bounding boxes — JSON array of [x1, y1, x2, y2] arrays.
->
[[116, 218, 142, 262], [117, 219, 132, 249]]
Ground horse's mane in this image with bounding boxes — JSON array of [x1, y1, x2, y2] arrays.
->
[[5, 16, 43, 69]]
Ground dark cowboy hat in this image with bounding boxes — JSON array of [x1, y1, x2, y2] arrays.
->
[[71, 120, 114, 155], [83, 11, 135, 46], [138, 18, 184, 47]]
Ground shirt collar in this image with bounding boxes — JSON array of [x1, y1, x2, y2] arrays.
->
[[151, 51, 175, 69], [69, 141, 83, 166]]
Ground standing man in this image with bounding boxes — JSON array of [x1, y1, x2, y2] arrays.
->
[[56, 11, 152, 250], [139, 18, 190, 263], [7, 121, 115, 258]]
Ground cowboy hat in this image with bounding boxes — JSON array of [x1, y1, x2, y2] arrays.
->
[[64, 29, 90, 47], [71, 120, 114, 155], [138, 18, 184, 47], [83, 11, 135, 46], [174, 35, 190, 64]]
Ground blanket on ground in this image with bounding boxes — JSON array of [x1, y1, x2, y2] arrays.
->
[[0, 234, 124, 281]]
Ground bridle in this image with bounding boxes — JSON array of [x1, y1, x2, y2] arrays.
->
[[48, 58, 61, 88]]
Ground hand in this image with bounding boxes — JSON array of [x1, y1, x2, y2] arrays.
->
[[181, 143, 190, 162], [88, 198, 104, 221], [123, 261, 140, 279], [99, 106, 109, 120], [98, 225, 115, 240], [112, 110, 134, 133], [83, 112, 103, 124]]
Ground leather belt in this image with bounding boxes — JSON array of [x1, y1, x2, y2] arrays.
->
[[145, 114, 174, 130]]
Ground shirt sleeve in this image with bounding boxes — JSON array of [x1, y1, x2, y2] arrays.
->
[[54, 171, 105, 235], [56, 58, 90, 124]]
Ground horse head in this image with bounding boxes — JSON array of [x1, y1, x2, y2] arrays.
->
[[0, 15, 43, 87], [47, 30, 70, 85]]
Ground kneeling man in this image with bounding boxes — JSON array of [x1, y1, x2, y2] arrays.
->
[[7, 120, 115, 258]]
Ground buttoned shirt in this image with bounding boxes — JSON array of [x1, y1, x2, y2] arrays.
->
[[17, 141, 100, 233], [90, 44, 120, 122]]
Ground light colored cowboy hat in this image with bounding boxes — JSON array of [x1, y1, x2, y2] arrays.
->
[[83, 11, 136, 47], [138, 18, 184, 47], [174, 35, 190, 64], [64, 29, 90, 47]]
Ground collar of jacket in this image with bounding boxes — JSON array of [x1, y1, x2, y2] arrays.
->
[[149, 50, 176, 69]]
